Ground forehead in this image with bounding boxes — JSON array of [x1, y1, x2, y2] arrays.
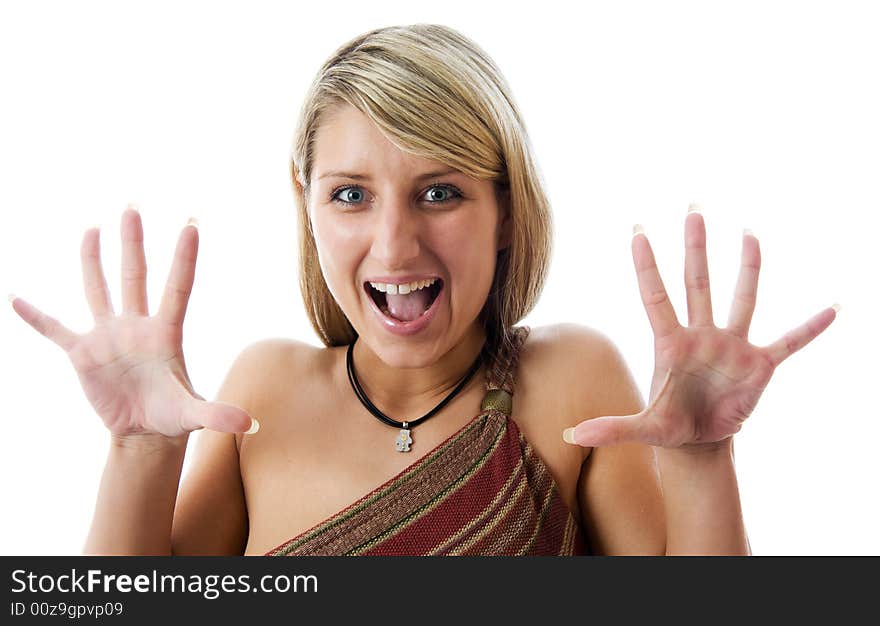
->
[[312, 104, 454, 181]]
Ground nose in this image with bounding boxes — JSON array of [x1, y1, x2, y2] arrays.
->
[[369, 200, 421, 270]]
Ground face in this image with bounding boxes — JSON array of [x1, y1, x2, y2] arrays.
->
[[305, 104, 510, 368]]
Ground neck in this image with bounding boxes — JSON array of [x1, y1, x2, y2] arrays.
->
[[350, 323, 488, 419]]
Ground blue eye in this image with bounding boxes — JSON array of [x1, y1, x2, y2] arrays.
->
[[423, 185, 460, 203], [332, 187, 366, 204], [329, 184, 463, 206]]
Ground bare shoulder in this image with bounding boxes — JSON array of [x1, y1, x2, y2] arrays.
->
[[225, 336, 321, 376], [520, 323, 644, 426], [513, 322, 635, 472], [220, 338, 326, 451], [523, 324, 664, 555], [523, 322, 620, 365], [507, 322, 644, 526], [171, 337, 324, 555]]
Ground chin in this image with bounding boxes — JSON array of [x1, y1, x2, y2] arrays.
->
[[360, 335, 442, 369]]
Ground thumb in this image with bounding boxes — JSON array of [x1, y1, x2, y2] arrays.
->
[[563, 414, 646, 447], [181, 398, 260, 435]]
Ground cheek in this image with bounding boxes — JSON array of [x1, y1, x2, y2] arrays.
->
[[435, 217, 498, 297], [311, 215, 361, 299], [313, 212, 360, 262]]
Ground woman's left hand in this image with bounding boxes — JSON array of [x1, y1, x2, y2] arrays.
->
[[566, 205, 839, 450]]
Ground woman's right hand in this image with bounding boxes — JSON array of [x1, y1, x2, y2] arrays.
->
[[10, 205, 257, 441]]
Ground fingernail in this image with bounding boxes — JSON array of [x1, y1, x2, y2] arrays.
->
[[632, 224, 645, 237], [743, 228, 755, 238], [245, 417, 260, 435], [562, 427, 577, 445], [8, 293, 17, 304], [831, 303, 841, 313], [688, 203, 701, 213], [186, 217, 199, 229], [127, 202, 139, 213]]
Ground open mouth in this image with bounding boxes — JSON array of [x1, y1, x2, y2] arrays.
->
[[364, 278, 444, 322]]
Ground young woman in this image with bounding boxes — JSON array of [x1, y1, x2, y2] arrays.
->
[[10, 24, 838, 555]]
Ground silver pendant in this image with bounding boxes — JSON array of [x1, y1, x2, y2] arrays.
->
[[395, 421, 412, 452]]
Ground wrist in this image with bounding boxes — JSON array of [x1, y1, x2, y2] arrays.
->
[[111, 431, 190, 455], [654, 437, 734, 462]]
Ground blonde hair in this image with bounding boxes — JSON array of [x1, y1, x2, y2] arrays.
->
[[290, 24, 552, 357]]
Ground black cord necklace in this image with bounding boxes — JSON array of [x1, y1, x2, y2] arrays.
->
[[346, 336, 485, 452]]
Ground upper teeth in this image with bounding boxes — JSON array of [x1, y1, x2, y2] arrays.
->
[[369, 277, 438, 295]]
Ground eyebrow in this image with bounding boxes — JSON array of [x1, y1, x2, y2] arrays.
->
[[316, 167, 461, 181]]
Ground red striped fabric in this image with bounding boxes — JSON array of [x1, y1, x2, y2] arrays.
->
[[265, 326, 589, 556]]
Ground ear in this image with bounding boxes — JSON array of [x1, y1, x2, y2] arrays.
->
[[496, 188, 512, 251], [293, 167, 306, 190]]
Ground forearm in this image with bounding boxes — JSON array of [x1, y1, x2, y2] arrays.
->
[[654, 437, 751, 555], [83, 433, 190, 555]]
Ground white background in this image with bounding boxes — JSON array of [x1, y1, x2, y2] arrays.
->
[[1, 0, 876, 555]]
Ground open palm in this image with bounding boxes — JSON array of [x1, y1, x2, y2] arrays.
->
[[10, 206, 255, 439], [568, 206, 838, 449]]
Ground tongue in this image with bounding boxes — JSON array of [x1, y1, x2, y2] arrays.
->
[[386, 289, 432, 322]]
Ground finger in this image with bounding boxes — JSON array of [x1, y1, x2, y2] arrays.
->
[[684, 205, 714, 326], [120, 205, 149, 315], [180, 398, 259, 435], [80, 226, 114, 320], [157, 218, 199, 327], [9, 295, 78, 352], [632, 225, 680, 339], [727, 229, 761, 339], [563, 414, 647, 447], [762, 304, 840, 368]]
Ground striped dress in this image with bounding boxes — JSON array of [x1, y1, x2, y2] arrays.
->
[[264, 325, 589, 556]]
